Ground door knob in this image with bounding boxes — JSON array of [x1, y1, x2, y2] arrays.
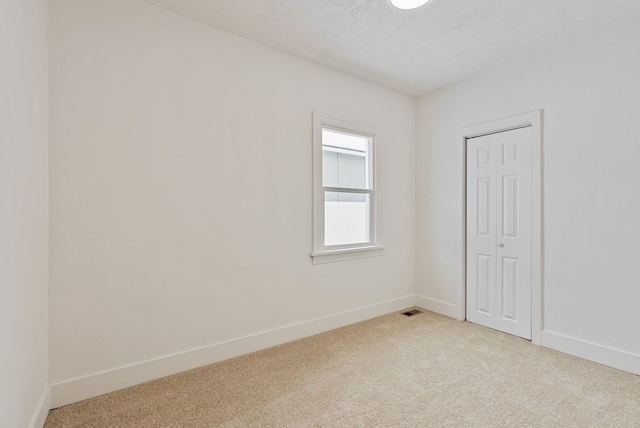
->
[[498, 243, 505, 247]]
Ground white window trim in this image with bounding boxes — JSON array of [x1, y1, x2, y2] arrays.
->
[[311, 112, 383, 264]]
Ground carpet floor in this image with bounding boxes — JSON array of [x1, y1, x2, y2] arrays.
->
[[45, 310, 640, 427]]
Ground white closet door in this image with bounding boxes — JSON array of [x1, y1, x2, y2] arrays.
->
[[466, 127, 532, 340]]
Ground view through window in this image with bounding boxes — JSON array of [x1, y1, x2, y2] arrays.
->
[[322, 128, 372, 247]]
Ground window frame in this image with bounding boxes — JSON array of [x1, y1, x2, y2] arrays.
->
[[311, 112, 384, 264]]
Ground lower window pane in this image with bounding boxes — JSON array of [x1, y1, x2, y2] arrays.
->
[[324, 192, 370, 246]]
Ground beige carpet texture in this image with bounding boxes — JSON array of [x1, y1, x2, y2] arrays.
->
[[45, 310, 640, 427]]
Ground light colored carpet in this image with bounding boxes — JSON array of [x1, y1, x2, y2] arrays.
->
[[45, 310, 640, 427]]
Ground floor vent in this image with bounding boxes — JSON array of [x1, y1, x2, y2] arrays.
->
[[402, 309, 423, 317]]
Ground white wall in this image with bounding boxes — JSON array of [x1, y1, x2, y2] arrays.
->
[[0, 0, 50, 426], [49, 0, 415, 404], [416, 16, 640, 365]]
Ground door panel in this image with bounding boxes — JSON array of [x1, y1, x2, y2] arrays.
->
[[467, 127, 532, 339], [476, 254, 492, 314], [501, 257, 518, 320], [502, 175, 519, 238], [477, 178, 492, 237]]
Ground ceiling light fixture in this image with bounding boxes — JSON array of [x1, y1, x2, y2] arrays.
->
[[390, 0, 431, 9]]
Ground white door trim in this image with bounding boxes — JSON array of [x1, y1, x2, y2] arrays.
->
[[456, 110, 543, 345]]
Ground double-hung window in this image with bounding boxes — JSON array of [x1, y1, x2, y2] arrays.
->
[[311, 113, 383, 264]]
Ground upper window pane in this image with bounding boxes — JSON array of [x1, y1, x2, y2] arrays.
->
[[322, 129, 370, 189]]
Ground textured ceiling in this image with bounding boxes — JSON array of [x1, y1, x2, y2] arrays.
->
[[141, 0, 640, 96]]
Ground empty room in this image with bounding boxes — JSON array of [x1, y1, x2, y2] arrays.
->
[[2, 0, 640, 426]]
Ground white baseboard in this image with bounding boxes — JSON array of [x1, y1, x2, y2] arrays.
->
[[541, 330, 640, 376], [415, 295, 458, 319], [29, 384, 50, 428], [50, 295, 415, 408]]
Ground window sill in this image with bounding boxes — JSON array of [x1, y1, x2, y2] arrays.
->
[[310, 245, 384, 265]]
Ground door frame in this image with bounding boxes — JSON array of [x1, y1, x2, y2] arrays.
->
[[455, 110, 543, 345]]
